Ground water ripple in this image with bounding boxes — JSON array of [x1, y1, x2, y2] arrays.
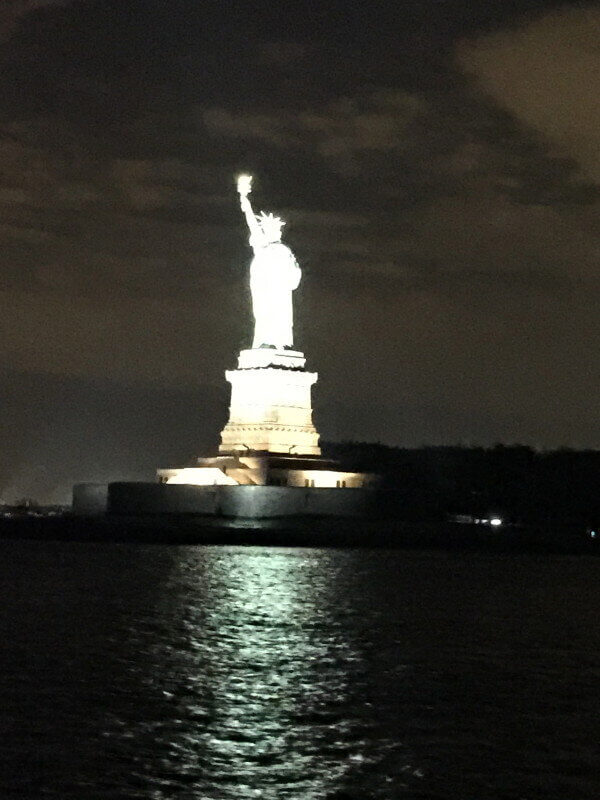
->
[[0, 543, 598, 798]]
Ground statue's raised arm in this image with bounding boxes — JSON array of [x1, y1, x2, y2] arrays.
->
[[237, 174, 264, 248]]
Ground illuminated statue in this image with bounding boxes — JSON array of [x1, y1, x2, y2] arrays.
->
[[237, 174, 301, 349]]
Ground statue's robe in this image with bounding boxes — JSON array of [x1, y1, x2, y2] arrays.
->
[[249, 242, 301, 349]]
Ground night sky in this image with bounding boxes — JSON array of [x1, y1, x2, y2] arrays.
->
[[1, 0, 599, 502]]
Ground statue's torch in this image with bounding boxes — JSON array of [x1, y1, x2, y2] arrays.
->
[[237, 174, 253, 196]]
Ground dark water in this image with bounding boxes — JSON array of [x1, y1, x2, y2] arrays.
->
[[0, 541, 598, 799]]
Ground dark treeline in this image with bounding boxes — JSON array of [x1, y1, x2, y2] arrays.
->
[[322, 442, 600, 525]]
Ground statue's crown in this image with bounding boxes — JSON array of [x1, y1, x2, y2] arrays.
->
[[257, 211, 284, 240]]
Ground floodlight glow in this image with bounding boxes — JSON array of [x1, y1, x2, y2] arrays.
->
[[490, 517, 502, 527], [166, 468, 237, 486], [297, 470, 354, 488]]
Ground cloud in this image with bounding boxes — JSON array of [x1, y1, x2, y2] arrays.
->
[[0, 0, 70, 42], [203, 90, 424, 172], [257, 40, 311, 69], [1, 0, 600, 452], [298, 92, 423, 159], [0, 118, 249, 315], [457, 5, 600, 181], [202, 108, 298, 149], [1, 79, 596, 324]]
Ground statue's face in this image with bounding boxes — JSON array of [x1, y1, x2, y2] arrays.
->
[[261, 222, 283, 243]]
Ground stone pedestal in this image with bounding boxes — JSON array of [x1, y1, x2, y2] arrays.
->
[[219, 348, 321, 455]]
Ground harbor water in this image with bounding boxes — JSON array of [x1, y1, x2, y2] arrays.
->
[[0, 540, 598, 799]]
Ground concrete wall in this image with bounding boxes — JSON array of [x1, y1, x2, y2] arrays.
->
[[102, 482, 377, 518], [108, 482, 218, 515], [216, 485, 376, 518], [217, 485, 306, 517], [72, 483, 109, 515]]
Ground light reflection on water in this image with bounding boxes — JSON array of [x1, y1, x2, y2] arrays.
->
[[0, 542, 598, 799], [140, 548, 400, 798]]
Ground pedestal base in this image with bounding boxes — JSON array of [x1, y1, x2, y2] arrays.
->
[[219, 348, 320, 455]]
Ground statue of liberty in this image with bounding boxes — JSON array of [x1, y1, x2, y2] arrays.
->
[[237, 174, 301, 349]]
